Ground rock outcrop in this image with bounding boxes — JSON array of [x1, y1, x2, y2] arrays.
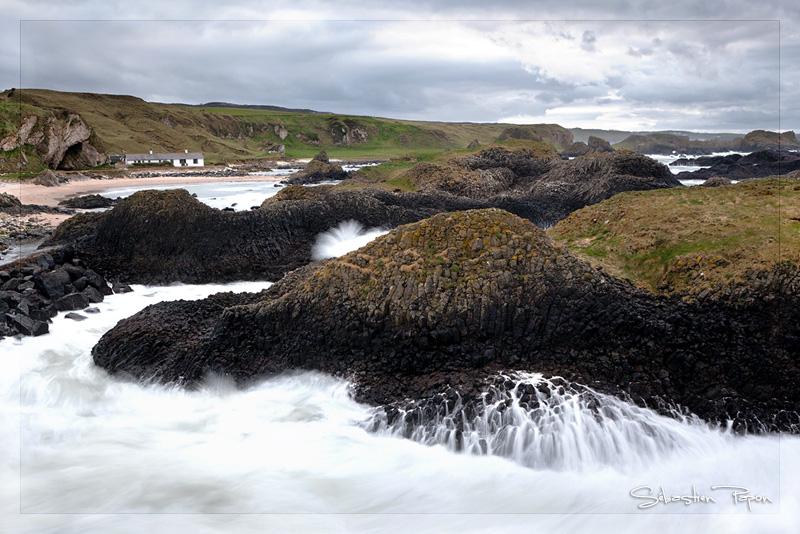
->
[[286, 151, 349, 185], [58, 194, 119, 209], [0, 109, 107, 172], [677, 150, 800, 181], [0, 247, 113, 339], [701, 176, 732, 187], [0, 193, 72, 216], [560, 135, 615, 157], [409, 147, 681, 225], [43, 188, 495, 284], [91, 209, 800, 432]]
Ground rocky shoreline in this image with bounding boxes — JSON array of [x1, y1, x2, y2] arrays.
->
[[90, 209, 800, 433], [8, 144, 798, 436], [0, 246, 118, 337]]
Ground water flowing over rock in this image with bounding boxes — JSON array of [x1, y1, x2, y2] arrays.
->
[[91, 209, 800, 432]]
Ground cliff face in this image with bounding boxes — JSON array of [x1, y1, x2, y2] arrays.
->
[[91, 209, 800, 432], [0, 102, 107, 172]]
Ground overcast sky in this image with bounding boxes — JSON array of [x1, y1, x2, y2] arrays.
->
[[2, 0, 797, 133]]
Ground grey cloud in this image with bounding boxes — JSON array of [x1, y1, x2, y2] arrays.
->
[[0, 1, 797, 132], [626, 47, 653, 58], [581, 31, 596, 52]]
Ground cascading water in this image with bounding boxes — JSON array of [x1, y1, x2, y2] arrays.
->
[[310, 220, 388, 260], [368, 372, 729, 473]]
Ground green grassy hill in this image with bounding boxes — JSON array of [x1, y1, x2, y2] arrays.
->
[[549, 178, 800, 296], [0, 89, 574, 166]]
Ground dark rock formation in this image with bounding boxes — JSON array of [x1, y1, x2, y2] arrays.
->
[[58, 194, 119, 209], [286, 151, 350, 185], [0, 247, 113, 339], [737, 130, 800, 152], [416, 147, 680, 225], [560, 136, 615, 157], [43, 188, 494, 285], [0, 193, 73, 216], [33, 169, 60, 187], [91, 209, 800, 432], [671, 154, 742, 167], [677, 150, 800, 181], [702, 176, 732, 187]]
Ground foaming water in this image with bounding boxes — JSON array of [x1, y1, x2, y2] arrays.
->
[[370, 372, 726, 473], [311, 220, 389, 260], [1, 282, 798, 533]]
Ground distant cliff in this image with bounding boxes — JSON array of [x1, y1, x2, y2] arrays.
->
[[613, 130, 800, 155]]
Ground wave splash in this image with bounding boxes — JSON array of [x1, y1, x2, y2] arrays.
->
[[311, 220, 388, 260], [367, 372, 730, 472]]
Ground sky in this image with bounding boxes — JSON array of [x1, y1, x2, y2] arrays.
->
[[1, 0, 798, 133]]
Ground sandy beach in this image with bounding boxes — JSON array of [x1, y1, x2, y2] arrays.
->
[[0, 172, 285, 208], [0, 171, 287, 244]]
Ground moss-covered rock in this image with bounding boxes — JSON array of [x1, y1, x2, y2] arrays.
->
[[285, 151, 349, 185]]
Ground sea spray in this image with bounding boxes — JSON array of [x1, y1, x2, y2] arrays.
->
[[311, 220, 389, 260], [367, 372, 734, 472]]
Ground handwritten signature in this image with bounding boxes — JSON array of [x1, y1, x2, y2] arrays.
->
[[630, 485, 773, 511]]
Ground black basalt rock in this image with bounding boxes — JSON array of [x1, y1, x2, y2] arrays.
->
[[91, 209, 800, 432]]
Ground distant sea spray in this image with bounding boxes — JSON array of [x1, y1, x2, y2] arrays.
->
[[311, 220, 389, 260]]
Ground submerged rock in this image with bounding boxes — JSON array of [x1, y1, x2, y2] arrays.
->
[[92, 209, 800, 432]]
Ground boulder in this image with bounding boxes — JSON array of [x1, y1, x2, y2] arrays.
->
[[33, 169, 60, 187], [54, 292, 89, 312], [34, 269, 72, 300], [6, 313, 49, 336], [58, 194, 118, 209]]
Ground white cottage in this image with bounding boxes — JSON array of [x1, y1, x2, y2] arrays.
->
[[125, 150, 204, 167]]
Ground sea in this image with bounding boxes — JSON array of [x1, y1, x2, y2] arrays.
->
[[3, 158, 796, 533]]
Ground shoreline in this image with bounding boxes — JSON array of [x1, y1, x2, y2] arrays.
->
[[0, 170, 287, 253], [0, 171, 286, 208]]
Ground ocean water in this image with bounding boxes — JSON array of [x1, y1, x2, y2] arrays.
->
[[101, 180, 287, 211], [647, 152, 745, 185], [99, 163, 378, 211]]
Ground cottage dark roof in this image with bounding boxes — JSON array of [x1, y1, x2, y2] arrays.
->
[[126, 152, 204, 160]]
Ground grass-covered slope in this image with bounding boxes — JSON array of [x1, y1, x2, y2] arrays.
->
[[342, 139, 558, 192], [1, 89, 574, 165], [549, 178, 800, 295]]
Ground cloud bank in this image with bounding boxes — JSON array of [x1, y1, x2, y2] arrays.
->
[[1, 0, 795, 132]]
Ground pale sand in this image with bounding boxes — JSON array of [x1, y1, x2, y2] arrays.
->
[[0, 173, 284, 208]]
